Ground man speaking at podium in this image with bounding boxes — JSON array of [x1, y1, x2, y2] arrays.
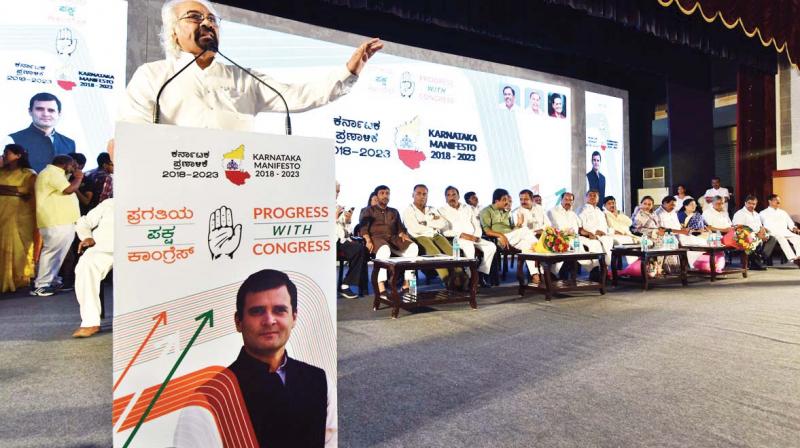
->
[[120, 0, 383, 130]]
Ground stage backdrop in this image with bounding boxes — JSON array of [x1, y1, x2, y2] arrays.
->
[[220, 20, 575, 211], [0, 0, 127, 170], [112, 123, 337, 447]]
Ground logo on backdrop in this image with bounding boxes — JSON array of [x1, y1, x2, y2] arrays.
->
[[399, 71, 415, 98], [394, 116, 426, 170], [55, 27, 78, 91], [208, 205, 243, 259], [221, 144, 251, 186]]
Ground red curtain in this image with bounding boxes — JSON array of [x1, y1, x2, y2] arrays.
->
[[736, 66, 776, 208], [665, 0, 800, 67]]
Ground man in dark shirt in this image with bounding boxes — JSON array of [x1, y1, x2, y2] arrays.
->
[[586, 150, 606, 202], [229, 269, 332, 447], [79, 152, 114, 215], [360, 185, 419, 295], [7, 92, 75, 173]]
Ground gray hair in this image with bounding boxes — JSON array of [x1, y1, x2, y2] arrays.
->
[[160, 0, 219, 59]]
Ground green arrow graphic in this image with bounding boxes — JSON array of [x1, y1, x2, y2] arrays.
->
[[123, 310, 214, 448]]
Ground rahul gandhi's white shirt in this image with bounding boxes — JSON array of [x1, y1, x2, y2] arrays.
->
[[120, 52, 357, 131], [547, 205, 581, 234], [578, 204, 609, 234], [732, 207, 762, 232], [759, 207, 797, 237]]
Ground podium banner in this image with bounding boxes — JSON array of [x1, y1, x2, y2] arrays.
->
[[112, 123, 337, 447]]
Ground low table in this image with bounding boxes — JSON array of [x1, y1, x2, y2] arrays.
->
[[516, 252, 607, 300], [681, 244, 748, 282], [610, 246, 689, 290], [371, 256, 479, 318]]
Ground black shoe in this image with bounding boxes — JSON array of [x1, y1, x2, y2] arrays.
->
[[57, 284, 75, 292], [479, 274, 492, 288], [748, 263, 767, 271], [339, 287, 358, 299]]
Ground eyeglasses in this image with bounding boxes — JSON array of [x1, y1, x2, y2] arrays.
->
[[179, 11, 221, 26]]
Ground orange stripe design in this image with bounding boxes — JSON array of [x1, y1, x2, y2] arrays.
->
[[115, 366, 258, 448], [112, 393, 135, 426]]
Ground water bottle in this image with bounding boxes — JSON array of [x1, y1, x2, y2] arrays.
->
[[572, 235, 582, 252], [714, 230, 722, 247], [452, 238, 461, 259], [409, 276, 417, 298], [641, 234, 649, 252], [665, 232, 675, 250], [706, 232, 714, 247]]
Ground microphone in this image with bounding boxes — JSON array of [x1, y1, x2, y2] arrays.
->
[[213, 43, 293, 136], [153, 49, 208, 124]]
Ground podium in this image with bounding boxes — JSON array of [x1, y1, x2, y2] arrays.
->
[[111, 123, 338, 447]]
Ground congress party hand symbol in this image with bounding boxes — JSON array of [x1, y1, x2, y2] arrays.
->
[[208, 206, 242, 259]]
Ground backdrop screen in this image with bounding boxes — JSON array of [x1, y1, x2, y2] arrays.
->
[[0, 0, 127, 170], [585, 91, 625, 209], [221, 21, 573, 210]]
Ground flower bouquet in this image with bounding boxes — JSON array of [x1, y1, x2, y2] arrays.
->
[[722, 225, 758, 254], [533, 226, 572, 253]]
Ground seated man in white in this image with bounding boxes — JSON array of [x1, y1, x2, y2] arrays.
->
[[438, 185, 497, 283], [654, 196, 705, 264], [702, 196, 733, 234], [603, 196, 638, 266], [547, 192, 589, 272], [511, 189, 551, 239], [577, 190, 615, 266], [402, 184, 462, 285], [759, 194, 800, 268], [72, 198, 114, 338], [732, 194, 773, 270], [603, 195, 636, 244]]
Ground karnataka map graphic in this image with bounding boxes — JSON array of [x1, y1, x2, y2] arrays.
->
[[394, 116, 426, 169], [222, 144, 251, 186]]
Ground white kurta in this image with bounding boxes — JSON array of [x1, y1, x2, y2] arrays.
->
[[578, 204, 614, 266], [547, 205, 581, 234], [702, 187, 730, 212], [511, 205, 551, 233], [702, 208, 732, 230], [402, 204, 446, 238], [759, 207, 800, 260], [731, 207, 762, 232], [655, 206, 704, 264], [439, 203, 497, 274], [120, 52, 357, 130], [74, 199, 114, 327]]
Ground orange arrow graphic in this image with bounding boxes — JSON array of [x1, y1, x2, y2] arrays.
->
[[113, 311, 168, 392]]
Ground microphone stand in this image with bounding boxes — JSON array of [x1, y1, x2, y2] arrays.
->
[[153, 49, 208, 124], [214, 49, 292, 136]]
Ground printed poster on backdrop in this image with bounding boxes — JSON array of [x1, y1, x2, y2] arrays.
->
[[0, 0, 127, 167], [585, 91, 625, 211], [112, 123, 337, 447]]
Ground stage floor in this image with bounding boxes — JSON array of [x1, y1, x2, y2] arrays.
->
[[1, 263, 799, 447]]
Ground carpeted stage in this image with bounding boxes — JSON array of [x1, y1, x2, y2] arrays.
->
[[1, 264, 798, 447]]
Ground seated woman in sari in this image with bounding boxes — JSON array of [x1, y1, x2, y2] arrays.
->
[[0, 144, 37, 292], [630, 196, 659, 237], [678, 198, 707, 235]]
